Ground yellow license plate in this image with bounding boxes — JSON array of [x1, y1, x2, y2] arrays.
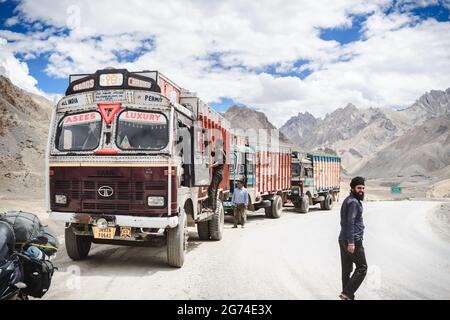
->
[[92, 227, 116, 239]]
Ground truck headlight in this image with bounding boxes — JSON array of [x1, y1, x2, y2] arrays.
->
[[96, 218, 108, 230], [147, 196, 165, 207], [55, 194, 67, 205]]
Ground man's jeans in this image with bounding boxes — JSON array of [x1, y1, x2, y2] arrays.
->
[[233, 204, 247, 227], [339, 240, 368, 299], [207, 169, 223, 211]]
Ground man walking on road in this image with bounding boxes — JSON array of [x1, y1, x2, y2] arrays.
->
[[232, 180, 248, 228], [338, 176, 368, 300]]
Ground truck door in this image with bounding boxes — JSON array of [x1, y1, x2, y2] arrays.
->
[[245, 152, 255, 188]]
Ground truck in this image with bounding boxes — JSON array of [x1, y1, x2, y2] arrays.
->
[[288, 151, 341, 213], [224, 141, 292, 219], [46, 68, 237, 267], [45, 68, 291, 267]]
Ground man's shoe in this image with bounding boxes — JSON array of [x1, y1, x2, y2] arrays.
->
[[232, 225, 238, 228], [339, 293, 352, 300]]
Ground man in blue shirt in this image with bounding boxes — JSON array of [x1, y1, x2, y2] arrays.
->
[[231, 179, 248, 228], [338, 176, 367, 300]]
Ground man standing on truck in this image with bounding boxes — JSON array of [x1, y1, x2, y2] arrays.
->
[[338, 176, 367, 300], [232, 179, 248, 228], [206, 138, 226, 212]]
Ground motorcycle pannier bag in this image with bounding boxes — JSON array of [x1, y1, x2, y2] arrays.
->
[[21, 257, 56, 298], [37, 225, 59, 256], [0, 221, 15, 261], [0, 211, 41, 249], [0, 211, 59, 255]]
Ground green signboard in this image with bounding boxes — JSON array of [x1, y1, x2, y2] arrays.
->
[[391, 186, 402, 194]]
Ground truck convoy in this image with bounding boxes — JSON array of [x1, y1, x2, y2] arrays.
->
[[288, 151, 341, 213], [46, 68, 340, 268]]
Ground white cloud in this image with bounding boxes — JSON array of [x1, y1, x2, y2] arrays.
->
[[0, 0, 449, 127], [0, 37, 41, 94]]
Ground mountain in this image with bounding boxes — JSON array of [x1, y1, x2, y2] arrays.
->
[[222, 105, 292, 144], [0, 75, 53, 198], [280, 88, 450, 178], [279, 111, 318, 147], [400, 88, 450, 121], [356, 114, 450, 178]]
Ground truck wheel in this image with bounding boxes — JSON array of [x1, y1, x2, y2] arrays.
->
[[197, 221, 210, 240], [65, 225, 92, 261], [270, 195, 283, 219], [321, 194, 333, 210], [167, 210, 188, 268], [299, 195, 310, 213], [209, 200, 224, 241], [264, 206, 272, 218]]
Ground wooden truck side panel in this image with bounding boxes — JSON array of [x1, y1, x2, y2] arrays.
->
[[310, 154, 341, 193], [255, 146, 291, 195]]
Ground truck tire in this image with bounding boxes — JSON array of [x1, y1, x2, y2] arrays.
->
[[299, 195, 310, 213], [264, 206, 272, 218], [321, 194, 333, 210], [209, 200, 224, 241], [197, 221, 210, 240], [167, 210, 188, 268], [269, 195, 283, 219], [65, 225, 92, 261]]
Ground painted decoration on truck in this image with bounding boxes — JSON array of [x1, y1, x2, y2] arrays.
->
[[134, 93, 163, 104], [63, 112, 101, 125], [94, 90, 126, 102], [98, 103, 121, 125], [73, 79, 94, 92], [60, 94, 86, 107], [99, 73, 124, 87], [121, 111, 167, 124], [128, 77, 152, 89]]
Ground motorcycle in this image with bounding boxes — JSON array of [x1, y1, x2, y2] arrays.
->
[[0, 220, 58, 300]]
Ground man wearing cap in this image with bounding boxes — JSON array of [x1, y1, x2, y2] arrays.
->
[[231, 179, 248, 228], [338, 176, 368, 300]]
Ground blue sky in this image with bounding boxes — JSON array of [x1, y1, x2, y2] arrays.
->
[[0, 0, 449, 125]]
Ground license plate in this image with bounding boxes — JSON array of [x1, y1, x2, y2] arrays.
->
[[223, 201, 233, 207], [92, 227, 116, 239]]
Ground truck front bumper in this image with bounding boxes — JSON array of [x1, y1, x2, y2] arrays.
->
[[49, 211, 179, 229]]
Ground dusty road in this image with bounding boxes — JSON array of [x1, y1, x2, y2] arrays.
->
[[2, 199, 449, 299]]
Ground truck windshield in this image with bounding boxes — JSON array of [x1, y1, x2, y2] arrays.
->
[[117, 110, 169, 150], [56, 111, 102, 151], [292, 163, 301, 177]]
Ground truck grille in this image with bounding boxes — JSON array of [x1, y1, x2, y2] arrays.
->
[[54, 179, 167, 212], [82, 203, 130, 211], [55, 180, 81, 199]]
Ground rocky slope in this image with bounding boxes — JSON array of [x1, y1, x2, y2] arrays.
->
[[0, 75, 52, 198], [356, 114, 450, 178]]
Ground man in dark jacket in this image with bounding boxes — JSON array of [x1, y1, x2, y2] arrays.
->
[[206, 139, 226, 212], [338, 176, 367, 300]]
